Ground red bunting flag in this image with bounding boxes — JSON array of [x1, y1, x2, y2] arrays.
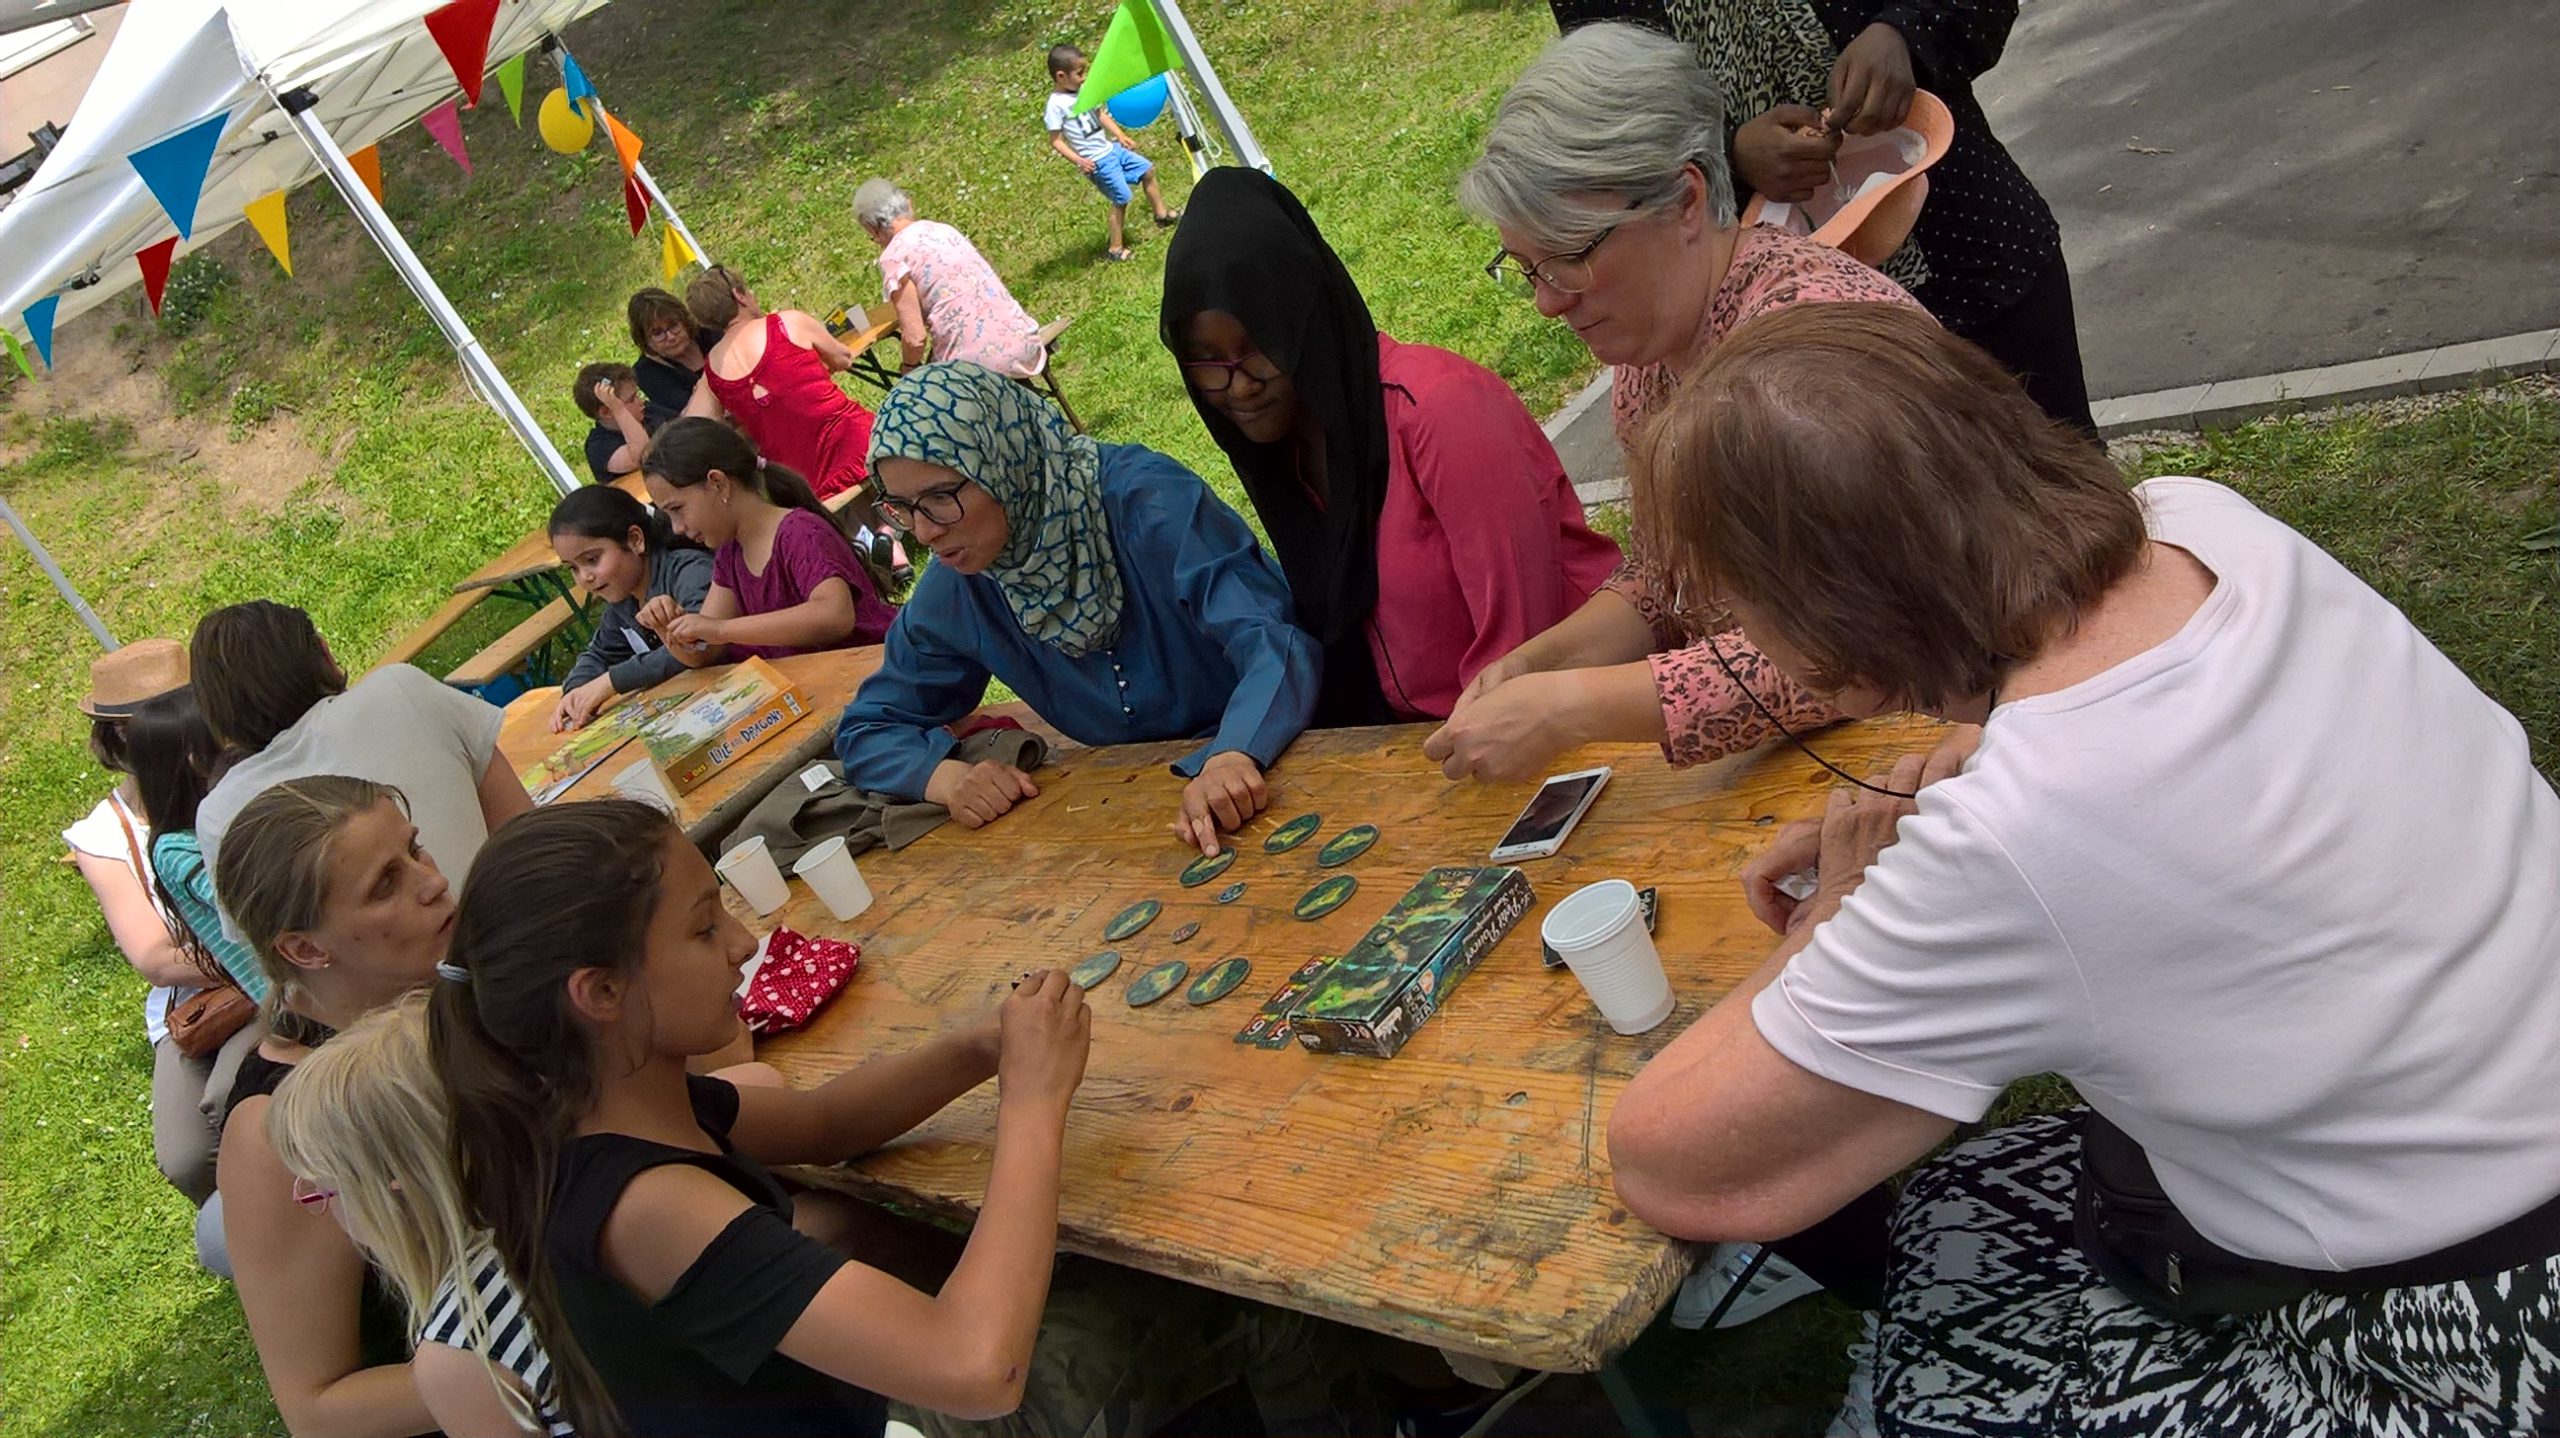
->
[[622, 172, 649, 236], [423, 0, 501, 108], [136, 236, 179, 316]]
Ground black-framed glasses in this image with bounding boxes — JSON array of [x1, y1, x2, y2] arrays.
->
[[1180, 350, 1283, 394], [1484, 197, 1647, 298], [876, 481, 969, 532]]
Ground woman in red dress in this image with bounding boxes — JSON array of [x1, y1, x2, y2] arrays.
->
[[680, 266, 878, 504]]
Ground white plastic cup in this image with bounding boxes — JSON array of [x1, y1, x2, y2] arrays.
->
[[611, 757, 678, 811], [1541, 879, 1675, 1035], [715, 835, 789, 917], [791, 836, 874, 922]]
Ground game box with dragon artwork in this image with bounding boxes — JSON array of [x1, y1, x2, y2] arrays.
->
[[1289, 865, 1534, 1058]]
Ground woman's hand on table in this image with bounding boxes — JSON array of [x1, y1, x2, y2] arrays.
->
[[1451, 649, 1537, 718], [550, 674, 617, 732], [1424, 669, 1584, 783], [1174, 751, 1267, 856], [929, 759, 1041, 828], [1733, 104, 1840, 203], [997, 969, 1091, 1117], [1827, 23, 1915, 136], [1741, 731, 1976, 932]]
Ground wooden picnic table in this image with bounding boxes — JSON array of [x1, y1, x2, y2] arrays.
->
[[376, 476, 653, 677], [495, 647, 884, 846], [752, 715, 1947, 1374], [825, 304, 905, 395]]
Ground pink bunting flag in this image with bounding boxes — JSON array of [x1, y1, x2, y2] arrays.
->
[[419, 99, 472, 177]]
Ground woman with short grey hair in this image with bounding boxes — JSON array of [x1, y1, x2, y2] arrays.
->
[[852, 178, 1047, 379], [1427, 22, 1920, 790]]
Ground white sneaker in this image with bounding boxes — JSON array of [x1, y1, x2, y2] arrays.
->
[[1824, 1312, 1881, 1438], [1670, 1242, 1824, 1329]]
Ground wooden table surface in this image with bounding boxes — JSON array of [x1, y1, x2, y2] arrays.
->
[[754, 715, 1946, 1372], [497, 647, 883, 845]]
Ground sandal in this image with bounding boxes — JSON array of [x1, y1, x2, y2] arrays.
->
[[1153, 207, 1184, 228], [1103, 247, 1136, 263]]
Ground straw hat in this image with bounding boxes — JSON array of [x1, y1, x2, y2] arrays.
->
[[1741, 88, 1956, 268], [78, 638, 190, 718]]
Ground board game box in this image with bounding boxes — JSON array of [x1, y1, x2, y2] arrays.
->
[[1289, 866, 1533, 1058], [640, 657, 809, 794], [517, 693, 688, 804]]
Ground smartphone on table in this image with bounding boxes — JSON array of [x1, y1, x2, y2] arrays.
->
[[1489, 766, 1612, 862]]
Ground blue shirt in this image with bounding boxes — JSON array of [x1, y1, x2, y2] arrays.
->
[[149, 829, 272, 1005], [835, 444, 1320, 798]]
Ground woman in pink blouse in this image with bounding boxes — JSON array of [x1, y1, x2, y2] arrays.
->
[[1426, 23, 1928, 782], [854, 179, 1047, 380], [1160, 167, 1622, 725]]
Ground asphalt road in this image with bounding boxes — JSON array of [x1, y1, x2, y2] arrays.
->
[[1983, 0, 2560, 395]]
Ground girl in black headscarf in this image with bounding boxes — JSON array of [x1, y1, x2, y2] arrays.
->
[[1160, 168, 1621, 726]]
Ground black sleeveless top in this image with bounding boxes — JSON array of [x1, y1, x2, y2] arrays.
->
[[547, 1075, 886, 1438]]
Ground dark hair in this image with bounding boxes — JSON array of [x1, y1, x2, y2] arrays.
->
[[89, 716, 133, 774], [572, 362, 635, 421], [1632, 303, 2146, 711], [683, 266, 746, 332], [123, 688, 232, 986], [190, 601, 345, 757], [625, 288, 692, 354], [642, 418, 894, 594], [430, 799, 681, 1438], [1047, 42, 1086, 75]]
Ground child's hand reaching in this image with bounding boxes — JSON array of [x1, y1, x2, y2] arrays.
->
[[997, 970, 1091, 1117]]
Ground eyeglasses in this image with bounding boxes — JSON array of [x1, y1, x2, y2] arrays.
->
[[1180, 350, 1283, 394], [876, 481, 969, 533], [291, 1177, 337, 1213], [1484, 197, 1647, 298]]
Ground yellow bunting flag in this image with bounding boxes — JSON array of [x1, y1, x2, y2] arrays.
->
[[243, 190, 292, 275], [660, 221, 698, 282], [348, 144, 384, 204]]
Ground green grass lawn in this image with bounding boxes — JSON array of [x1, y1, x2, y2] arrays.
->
[[0, 0, 2553, 1427]]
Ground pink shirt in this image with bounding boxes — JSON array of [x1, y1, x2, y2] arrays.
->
[[878, 220, 1046, 380], [711, 508, 896, 658], [1367, 335, 1623, 719], [1602, 229, 1926, 766]]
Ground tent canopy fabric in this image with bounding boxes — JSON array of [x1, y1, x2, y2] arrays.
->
[[0, 0, 605, 340]]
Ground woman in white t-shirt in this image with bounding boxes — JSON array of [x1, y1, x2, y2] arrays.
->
[[1606, 303, 2560, 1437]]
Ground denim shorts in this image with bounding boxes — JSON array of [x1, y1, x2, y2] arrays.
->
[[1084, 144, 1153, 206]]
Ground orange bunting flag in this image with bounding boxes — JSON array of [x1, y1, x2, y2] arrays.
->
[[136, 236, 179, 316], [243, 190, 292, 275], [348, 143, 384, 204], [622, 172, 649, 235], [603, 109, 643, 178], [423, 0, 501, 107]]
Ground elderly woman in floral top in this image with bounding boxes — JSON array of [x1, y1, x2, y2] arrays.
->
[[854, 179, 1048, 381], [1424, 22, 1926, 783]]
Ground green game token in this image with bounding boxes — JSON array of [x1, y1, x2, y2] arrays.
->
[[1125, 959, 1189, 1008], [1213, 882, 1247, 905], [1264, 812, 1323, 854], [1314, 823, 1380, 868], [1168, 921, 1201, 944], [1067, 950, 1123, 990], [1186, 956, 1254, 1006], [1178, 848, 1238, 888], [1293, 873, 1359, 921], [1103, 899, 1162, 942]]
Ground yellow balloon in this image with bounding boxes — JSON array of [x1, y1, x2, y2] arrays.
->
[[538, 88, 595, 154]]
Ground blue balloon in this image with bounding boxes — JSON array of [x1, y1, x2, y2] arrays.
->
[[1105, 73, 1171, 130]]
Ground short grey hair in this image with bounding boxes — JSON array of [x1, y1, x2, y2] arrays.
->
[[1458, 22, 1737, 253], [852, 178, 914, 233]]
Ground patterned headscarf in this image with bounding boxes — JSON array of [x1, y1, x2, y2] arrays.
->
[[869, 361, 1124, 657]]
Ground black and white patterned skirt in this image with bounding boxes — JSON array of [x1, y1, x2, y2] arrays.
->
[[1876, 1112, 2560, 1438]]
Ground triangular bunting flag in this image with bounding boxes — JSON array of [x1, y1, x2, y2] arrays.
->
[[661, 221, 698, 282], [2, 329, 32, 380], [1074, 0, 1179, 114], [622, 172, 649, 236], [22, 294, 59, 370], [602, 109, 643, 178], [561, 51, 598, 119], [420, 99, 472, 176], [125, 110, 230, 239], [495, 53, 527, 124], [348, 144, 384, 204], [423, 0, 500, 107], [243, 190, 293, 275], [137, 236, 180, 316]]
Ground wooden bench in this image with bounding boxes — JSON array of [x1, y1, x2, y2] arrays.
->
[[1027, 316, 1081, 433], [375, 588, 488, 669], [442, 591, 589, 691]]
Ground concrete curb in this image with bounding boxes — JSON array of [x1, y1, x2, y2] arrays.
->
[[1549, 328, 2560, 503]]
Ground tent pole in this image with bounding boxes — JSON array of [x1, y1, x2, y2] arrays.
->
[[1149, 0, 1270, 173], [267, 83, 583, 498], [0, 493, 116, 648]]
